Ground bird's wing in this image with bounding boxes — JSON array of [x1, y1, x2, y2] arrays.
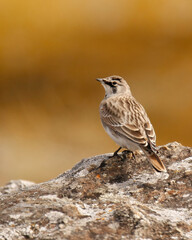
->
[[100, 96, 156, 148]]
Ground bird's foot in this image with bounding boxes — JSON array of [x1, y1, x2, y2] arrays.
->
[[122, 150, 135, 160]]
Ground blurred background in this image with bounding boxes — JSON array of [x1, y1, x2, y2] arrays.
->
[[0, 0, 192, 186]]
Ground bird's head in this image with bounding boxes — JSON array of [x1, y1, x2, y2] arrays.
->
[[96, 75, 131, 98]]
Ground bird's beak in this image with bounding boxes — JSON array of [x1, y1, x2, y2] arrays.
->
[[96, 78, 103, 83]]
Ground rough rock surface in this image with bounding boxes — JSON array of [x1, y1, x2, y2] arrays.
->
[[0, 142, 192, 240]]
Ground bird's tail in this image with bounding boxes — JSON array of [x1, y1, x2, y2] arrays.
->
[[142, 148, 167, 172]]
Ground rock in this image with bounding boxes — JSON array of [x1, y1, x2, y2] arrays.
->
[[0, 142, 191, 240]]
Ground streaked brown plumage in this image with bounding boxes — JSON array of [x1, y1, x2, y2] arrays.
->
[[97, 75, 166, 172]]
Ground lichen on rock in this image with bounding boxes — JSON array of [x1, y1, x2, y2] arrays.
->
[[0, 142, 192, 240]]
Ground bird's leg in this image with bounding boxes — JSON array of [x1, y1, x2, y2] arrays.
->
[[98, 147, 122, 169], [113, 147, 122, 157], [97, 147, 122, 170]]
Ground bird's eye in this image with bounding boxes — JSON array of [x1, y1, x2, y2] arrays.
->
[[112, 82, 117, 86]]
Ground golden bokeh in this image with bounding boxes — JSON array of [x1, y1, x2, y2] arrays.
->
[[0, 0, 192, 185]]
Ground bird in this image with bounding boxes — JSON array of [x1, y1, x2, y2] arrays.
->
[[96, 75, 166, 172]]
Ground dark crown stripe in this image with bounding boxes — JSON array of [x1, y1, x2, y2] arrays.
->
[[111, 77, 121, 81]]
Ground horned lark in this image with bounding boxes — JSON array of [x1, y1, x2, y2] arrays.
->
[[97, 75, 166, 172]]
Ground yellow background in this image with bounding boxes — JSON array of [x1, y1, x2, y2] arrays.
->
[[0, 0, 192, 185]]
